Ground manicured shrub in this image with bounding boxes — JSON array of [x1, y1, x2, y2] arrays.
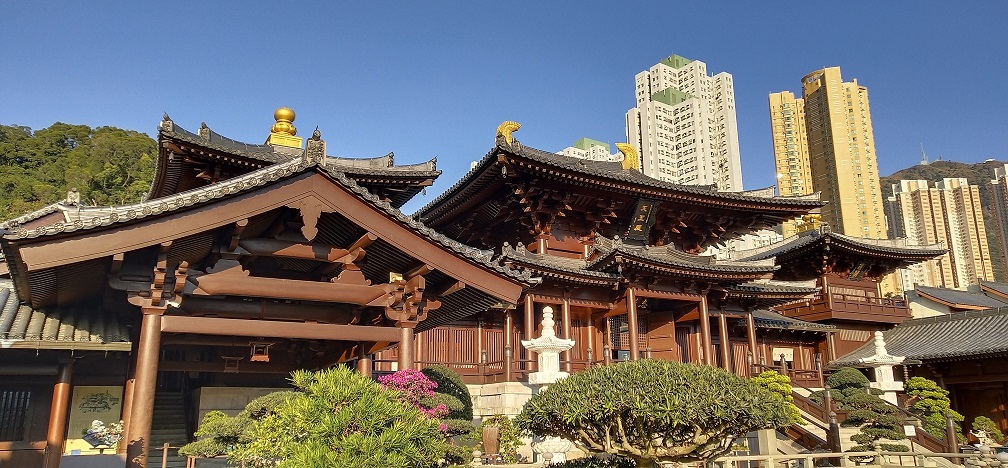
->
[[972, 416, 1006, 445], [178, 391, 298, 458], [185, 367, 447, 468], [515, 359, 795, 467], [905, 376, 963, 442], [751, 370, 803, 424], [816, 367, 907, 452], [422, 365, 476, 465]]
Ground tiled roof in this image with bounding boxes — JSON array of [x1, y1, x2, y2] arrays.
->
[[830, 308, 1008, 365], [751, 309, 837, 332], [0, 202, 66, 230], [590, 236, 778, 274], [914, 285, 1008, 309], [0, 279, 131, 351], [980, 280, 1008, 298], [498, 243, 620, 285], [416, 142, 825, 220], [1, 155, 530, 287], [727, 281, 819, 295], [160, 119, 440, 176], [732, 228, 946, 261]]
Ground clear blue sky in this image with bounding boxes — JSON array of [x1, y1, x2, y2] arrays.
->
[[2, 2, 1006, 213]]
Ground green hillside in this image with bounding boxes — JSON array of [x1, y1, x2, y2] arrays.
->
[[0, 123, 156, 221], [880, 159, 1007, 282]]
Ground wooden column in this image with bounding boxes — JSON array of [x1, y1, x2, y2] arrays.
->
[[699, 296, 713, 366], [826, 331, 837, 362], [119, 338, 139, 455], [524, 295, 536, 372], [357, 346, 372, 378], [398, 326, 415, 370], [746, 313, 758, 376], [718, 312, 730, 371], [503, 309, 514, 382], [626, 288, 640, 361], [127, 310, 163, 468], [561, 298, 572, 372], [44, 359, 73, 468], [586, 312, 596, 365]]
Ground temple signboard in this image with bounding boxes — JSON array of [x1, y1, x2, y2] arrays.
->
[[626, 198, 659, 242]]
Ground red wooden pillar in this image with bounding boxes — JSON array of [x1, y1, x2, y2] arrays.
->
[[127, 310, 163, 468], [698, 296, 713, 366], [746, 313, 758, 376], [357, 346, 372, 378], [718, 312, 730, 371], [503, 309, 514, 381], [119, 337, 139, 455], [626, 288, 640, 361], [524, 295, 536, 372], [44, 359, 73, 468], [561, 298, 572, 372], [398, 326, 415, 370]]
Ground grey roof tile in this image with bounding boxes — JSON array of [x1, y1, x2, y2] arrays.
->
[[830, 308, 1008, 365], [914, 285, 1008, 309], [0, 279, 131, 351], [751, 309, 837, 331]]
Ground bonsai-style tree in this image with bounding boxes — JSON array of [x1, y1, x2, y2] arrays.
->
[[515, 359, 796, 467], [905, 376, 963, 441], [183, 367, 447, 468], [179, 391, 298, 459], [751, 370, 803, 424], [821, 367, 908, 452], [971, 416, 1005, 445]]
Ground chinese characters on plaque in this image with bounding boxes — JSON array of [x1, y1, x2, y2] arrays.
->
[[626, 199, 659, 242]]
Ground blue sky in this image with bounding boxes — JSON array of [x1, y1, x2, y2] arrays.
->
[[2, 2, 1006, 213]]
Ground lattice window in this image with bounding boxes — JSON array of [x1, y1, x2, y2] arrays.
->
[[0, 390, 31, 441], [608, 316, 648, 352]]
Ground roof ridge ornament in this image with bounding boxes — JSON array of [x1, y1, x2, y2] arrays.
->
[[159, 113, 174, 132], [267, 107, 303, 149], [496, 121, 521, 148], [616, 143, 640, 171], [305, 127, 326, 166]]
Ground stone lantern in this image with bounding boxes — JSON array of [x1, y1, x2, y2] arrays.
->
[[521, 306, 576, 462]]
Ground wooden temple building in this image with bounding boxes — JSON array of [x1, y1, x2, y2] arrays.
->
[[0, 109, 949, 467]]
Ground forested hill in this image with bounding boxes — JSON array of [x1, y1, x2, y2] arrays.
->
[[880, 159, 1008, 282], [0, 123, 156, 220]]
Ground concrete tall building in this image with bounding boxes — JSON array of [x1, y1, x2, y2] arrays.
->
[[768, 91, 813, 237], [558, 138, 621, 162], [988, 164, 1008, 278], [770, 67, 886, 239], [886, 178, 994, 289], [626, 54, 743, 191]]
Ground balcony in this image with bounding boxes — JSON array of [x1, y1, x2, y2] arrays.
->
[[776, 278, 911, 324]]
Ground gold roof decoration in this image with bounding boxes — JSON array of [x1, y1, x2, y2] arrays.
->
[[616, 143, 640, 171], [268, 107, 303, 148], [271, 107, 297, 136], [496, 121, 521, 147]]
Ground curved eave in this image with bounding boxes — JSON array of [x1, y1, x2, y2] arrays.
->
[[596, 255, 776, 281], [503, 261, 620, 287], [416, 144, 824, 225]]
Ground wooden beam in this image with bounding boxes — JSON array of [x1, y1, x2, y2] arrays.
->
[[238, 238, 350, 262], [405, 264, 433, 279], [160, 315, 403, 342], [191, 273, 390, 305], [436, 280, 466, 297]]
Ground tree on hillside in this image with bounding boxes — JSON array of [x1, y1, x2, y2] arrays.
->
[[0, 123, 156, 220], [515, 360, 795, 467]]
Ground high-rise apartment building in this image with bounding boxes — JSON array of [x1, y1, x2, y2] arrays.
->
[[886, 178, 994, 289], [768, 91, 813, 237], [626, 54, 743, 191], [770, 67, 886, 239], [988, 164, 1008, 277], [558, 138, 621, 162]]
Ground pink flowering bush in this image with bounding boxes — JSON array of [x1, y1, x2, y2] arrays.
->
[[379, 369, 449, 419]]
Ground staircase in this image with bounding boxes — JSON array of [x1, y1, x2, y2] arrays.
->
[[147, 391, 189, 468]]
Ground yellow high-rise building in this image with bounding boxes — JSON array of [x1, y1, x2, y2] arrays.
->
[[768, 91, 813, 237], [770, 67, 895, 292]]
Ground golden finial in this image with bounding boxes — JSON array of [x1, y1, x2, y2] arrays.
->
[[267, 107, 303, 148], [796, 213, 822, 233], [271, 107, 297, 136], [496, 121, 521, 147], [616, 143, 640, 171]]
